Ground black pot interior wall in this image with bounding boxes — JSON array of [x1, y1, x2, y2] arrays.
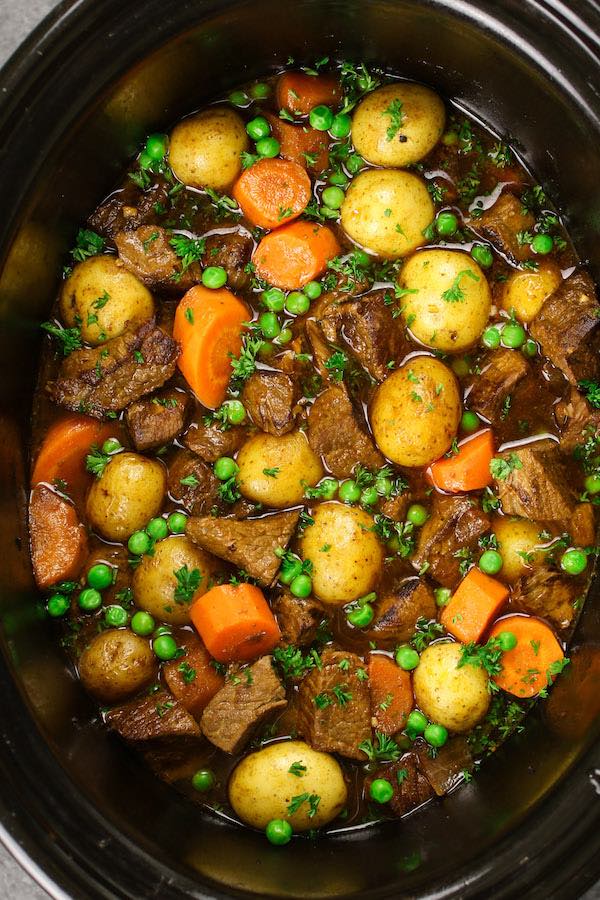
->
[[0, 1, 599, 897]]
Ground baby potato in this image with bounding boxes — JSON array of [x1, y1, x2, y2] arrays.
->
[[493, 515, 544, 583], [60, 255, 154, 346], [228, 740, 347, 831], [414, 641, 490, 732], [79, 629, 157, 703], [237, 431, 323, 508], [132, 535, 217, 624], [169, 107, 249, 191], [370, 356, 460, 467], [498, 260, 562, 323], [301, 502, 383, 605], [352, 83, 445, 168], [340, 169, 434, 258], [86, 452, 166, 542], [399, 249, 491, 352]]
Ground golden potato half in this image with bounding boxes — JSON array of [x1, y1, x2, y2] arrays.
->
[[169, 107, 249, 191], [86, 452, 166, 542], [237, 430, 323, 509], [79, 630, 157, 703], [498, 260, 562, 323], [413, 641, 490, 732]]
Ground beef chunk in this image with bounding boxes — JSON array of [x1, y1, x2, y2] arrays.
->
[[380, 493, 411, 522], [241, 372, 299, 436], [305, 320, 335, 381], [126, 388, 189, 451], [89, 182, 170, 239], [571, 503, 596, 546], [202, 232, 253, 291], [296, 649, 371, 760], [555, 387, 600, 453], [493, 440, 576, 524], [512, 567, 581, 631], [200, 656, 287, 753], [414, 495, 490, 588], [468, 349, 529, 421], [47, 319, 179, 418], [471, 192, 535, 263], [530, 271, 600, 385], [167, 449, 220, 515], [417, 737, 472, 796], [368, 579, 436, 644], [163, 633, 225, 719], [272, 590, 327, 646], [187, 509, 300, 586], [308, 385, 384, 478], [29, 486, 88, 588], [114, 225, 199, 290], [183, 419, 247, 463], [107, 690, 202, 742], [367, 754, 434, 817]]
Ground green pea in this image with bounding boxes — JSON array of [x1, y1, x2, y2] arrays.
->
[[532, 233, 553, 255], [346, 154, 363, 174], [277, 327, 293, 344], [86, 563, 113, 590], [167, 511, 188, 534], [78, 588, 102, 612], [279, 559, 303, 586], [145, 133, 168, 160], [265, 819, 292, 846], [262, 287, 286, 311], [153, 625, 172, 638], [285, 291, 310, 315], [461, 410, 480, 433], [256, 311, 280, 338], [225, 400, 246, 425], [560, 547, 587, 576], [347, 603, 374, 628], [451, 357, 471, 377], [202, 266, 228, 289], [256, 136, 280, 158], [249, 82, 271, 99], [360, 486, 379, 506], [290, 574, 312, 598], [131, 610, 155, 636], [584, 474, 600, 495], [424, 723, 448, 748], [192, 769, 216, 792], [319, 205, 339, 220], [470, 244, 493, 268], [406, 709, 428, 736], [522, 338, 538, 358], [105, 605, 128, 628], [303, 280, 322, 300], [436, 211, 458, 237], [102, 437, 122, 455], [138, 150, 153, 170], [496, 631, 517, 651], [330, 113, 352, 138], [441, 131, 458, 146], [370, 778, 394, 804], [328, 171, 349, 187], [479, 549, 503, 575], [322, 186, 345, 210], [406, 504, 428, 526], [395, 645, 420, 671], [246, 116, 271, 141], [338, 480, 361, 503], [229, 90, 249, 106], [146, 517, 168, 541], [309, 105, 334, 131], [153, 634, 178, 661], [47, 593, 70, 617], [214, 457, 239, 480], [434, 587, 452, 607], [128, 530, 151, 556], [353, 249, 371, 268], [375, 476, 393, 497], [317, 477, 339, 500], [502, 322, 527, 349], [482, 326, 501, 349]]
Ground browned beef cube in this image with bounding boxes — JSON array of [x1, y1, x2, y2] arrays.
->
[[380, 493, 411, 522], [366, 754, 434, 816], [167, 449, 220, 515], [296, 649, 371, 760], [417, 737, 472, 796], [187, 509, 300, 586], [512, 567, 581, 631], [46, 319, 179, 418], [126, 388, 189, 451], [200, 656, 287, 753], [241, 371, 299, 436], [202, 233, 253, 291], [471, 192, 535, 262], [107, 690, 202, 742], [571, 503, 596, 546], [468, 349, 529, 421], [183, 419, 248, 463], [115, 225, 199, 290], [414, 495, 490, 588], [272, 590, 327, 646], [88, 180, 170, 238], [493, 439, 576, 524], [530, 271, 600, 385], [308, 384, 384, 478], [368, 578, 436, 645], [554, 387, 600, 453], [305, 319, 335, 381]]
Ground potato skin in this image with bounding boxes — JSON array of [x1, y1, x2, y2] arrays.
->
[[169, 107, 249, 191], [371, 356, 461, 467], [399, 249, 491, 352], [340, 169, 434, 258], [79, 629, 157, 703], [301, 502, 383, 604], [493, 515, 544, 583], [237, 431, 323, 508], [228, 740, 347, 831], [499, 261, 562, 323], [60, 256, 154, 346], [352, 83, 445, 168], [86, 452, 166, 541], [413, 641, 490, 732]]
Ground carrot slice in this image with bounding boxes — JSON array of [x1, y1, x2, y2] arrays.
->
[[488, 614, 565, 698], [368, 653, 414, 735], [173, 286, 248, 409], [441, 567, 509, 644], [163, 632, 225, 718], [428, 429, 494, 493], [32, 414, 120, 494], [276, 71, 340, 115], [253, 221, 341, 290], [265, 113, 329, 172], [190, 582, 281, 663], [29, 485, 88, 588], [232, 158, 311, 229]]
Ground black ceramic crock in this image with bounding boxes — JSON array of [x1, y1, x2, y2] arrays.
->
[[1, 1, 600, 897]]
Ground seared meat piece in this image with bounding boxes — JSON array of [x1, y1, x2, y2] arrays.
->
[[308, 384, 384, 478], [296, 649, 371, 760], [368, 579, 436, 644], [29, 485, 88, 588], [241, 372, 299, 436], [167, 449, 220, 515], [187, 509, 300, 586], [272, 590, 327, 646], [163, 633, 225, 719], [305, 319, 335, 381], [200, 655, 287, 753], [47, 319, 179, 418], [470, 192, 535, 263], [555, 387, 600, 453], [512, 567, 581, 631], [530, 271, 600, 385], [201, 232, 253, 291], [115, 225, 199, 290], [493, 439, 576, 524], [380, 493, 411, 522], [366, 754, 434, 816], [417, 737, 472, 796], [468, 349, 528, 421], [571, 503, 596, 547], [126, 388, 189, 451], [107, 690, 202, 742], [89, 181, 170, 239], [183, 419, 247, 463], [414, 495, 490, 589]]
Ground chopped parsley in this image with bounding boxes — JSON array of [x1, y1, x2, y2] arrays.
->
[[41, 321, 83, 356], [289, 761, 307, 777], [442, 269, 480, 303], [169, 234, 206, 279], [358, 731, 401, 763], [173, 565, 202, 603], [490, 453, 523, 480], [383, 98, 404, 142]]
